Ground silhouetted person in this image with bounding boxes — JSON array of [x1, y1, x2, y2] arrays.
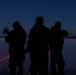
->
[[49, 22, 68, 75], [5, 21, 27, 75], [27, 16, 49, 75]]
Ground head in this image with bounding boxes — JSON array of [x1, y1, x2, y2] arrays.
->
[[13, 21, 21, 30], [35, 16, 44, 24], [54, 21, 61, 29]]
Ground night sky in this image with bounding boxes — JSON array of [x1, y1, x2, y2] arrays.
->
[[0, 0, 76, 36]]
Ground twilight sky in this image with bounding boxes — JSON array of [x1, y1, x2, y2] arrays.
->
[[0, 0, 76, 36]]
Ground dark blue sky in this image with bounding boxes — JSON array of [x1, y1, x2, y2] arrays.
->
[[0, 0, 76, 36]]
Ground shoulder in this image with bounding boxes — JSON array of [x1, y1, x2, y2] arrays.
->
[[60, 29, 68, 36], [63, 30, 68, 36], [9, 30, 14, 34], [43, 25, 49, 31]]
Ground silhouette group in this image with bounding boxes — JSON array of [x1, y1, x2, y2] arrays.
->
[[5, 16, 68, 75]]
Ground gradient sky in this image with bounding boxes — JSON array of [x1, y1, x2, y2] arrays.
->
[[0, 0, 76, 36]]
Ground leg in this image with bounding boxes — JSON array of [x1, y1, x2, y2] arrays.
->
[[17, 63, 23, 75], [30, 56, 39, 75], [9, 58, 16, 75], [58, 63, 64, 75], [39, 59, 48, 75], [51, 56, 57, 75], [10, 66, 16, 75], [58, 53, 65, 75], [30, 62, 39, 75], [51, 62, 57, 75], [9, 63, 16, 75]]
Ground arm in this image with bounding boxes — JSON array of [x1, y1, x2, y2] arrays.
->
[[5, 31, 13, 44]]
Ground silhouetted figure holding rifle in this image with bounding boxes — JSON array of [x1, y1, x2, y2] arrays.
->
[[5, 21, 27, 75], [27, 16, 49, 75], [49, 22, 68, 75]]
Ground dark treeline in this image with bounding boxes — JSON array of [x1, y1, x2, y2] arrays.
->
[[4, 16, 68, 75]]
